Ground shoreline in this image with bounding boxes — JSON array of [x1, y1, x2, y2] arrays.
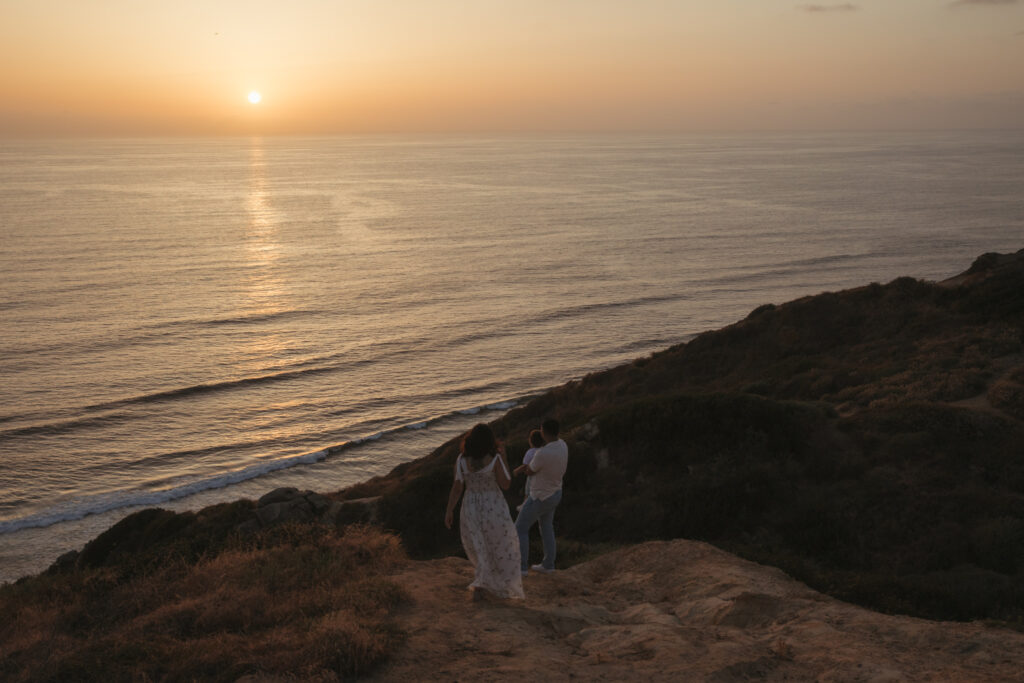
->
[[0, 399, 532, 585], [6, 248, 1024, 593], [0, 393, 535, 536]]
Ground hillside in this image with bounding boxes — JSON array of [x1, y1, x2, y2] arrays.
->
[[4, 248, 1024, 681], [342, 248, 1024, 623]]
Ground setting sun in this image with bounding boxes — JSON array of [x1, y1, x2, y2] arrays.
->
[[2, 2, 1024, 679]]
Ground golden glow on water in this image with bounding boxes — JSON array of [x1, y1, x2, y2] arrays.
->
[[244, 139, 286, 308], [237, 144, 297, 462], [239, 138, 293, 383]]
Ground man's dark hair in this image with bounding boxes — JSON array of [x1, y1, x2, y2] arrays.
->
[[541, 418, 560, 437]]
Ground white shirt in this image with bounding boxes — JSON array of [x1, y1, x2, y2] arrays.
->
[[527, 439, 568, 501], [522, 446, 539, 497]]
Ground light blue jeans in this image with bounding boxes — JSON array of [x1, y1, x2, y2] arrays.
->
[[515, 488, 562, 571]]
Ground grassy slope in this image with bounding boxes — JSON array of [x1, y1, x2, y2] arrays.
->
[[0, 524, 408, 682], [3, 249, 1023, 680], [348, 249, 1024, 622]]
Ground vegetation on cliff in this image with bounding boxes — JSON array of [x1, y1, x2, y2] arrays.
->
[[0, 524, 408, 681], [345, 248, 1024, 623], [2, 249, 1023, 680]]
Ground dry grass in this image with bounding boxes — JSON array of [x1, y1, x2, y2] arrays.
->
[[989, 372, 1024, 420], [0, 524, 409, 682]]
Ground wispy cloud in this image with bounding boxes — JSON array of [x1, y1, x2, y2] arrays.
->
[[949, 0, 1018, 6], [797, 3, 859, 11]]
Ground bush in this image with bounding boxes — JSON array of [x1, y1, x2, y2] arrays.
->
[[0, 524, 409, 682]]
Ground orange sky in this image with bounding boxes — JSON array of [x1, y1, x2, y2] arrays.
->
[[1, 1, 1022, 136]]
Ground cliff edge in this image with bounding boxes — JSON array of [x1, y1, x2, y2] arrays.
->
[[370, 540, 1024, 681]]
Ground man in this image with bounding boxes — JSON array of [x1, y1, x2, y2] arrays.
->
[[514, 418, 568, 575]]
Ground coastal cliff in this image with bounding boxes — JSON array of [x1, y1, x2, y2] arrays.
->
[[3, 249, 1024, 681], [345, 247, 1024, 623]]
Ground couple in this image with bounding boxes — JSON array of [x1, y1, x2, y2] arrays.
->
[[443, 419, 568, 600]]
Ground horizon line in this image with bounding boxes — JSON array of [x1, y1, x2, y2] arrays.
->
[[3, 126, 1024, 141]]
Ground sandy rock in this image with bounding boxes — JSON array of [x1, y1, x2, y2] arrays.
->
[[366, 539, 1024, 681], [257, 487, 302, 507], [260, 500, 315, 526], [304, 492, 331, 515]]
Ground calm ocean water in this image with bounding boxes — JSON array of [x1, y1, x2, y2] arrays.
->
[[1, 132, 1022, 582]]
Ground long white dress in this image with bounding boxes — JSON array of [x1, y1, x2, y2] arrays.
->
[[456, 454, 525, 599]]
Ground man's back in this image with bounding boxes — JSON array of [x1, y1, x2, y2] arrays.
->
[[529, 438, 568, 500]]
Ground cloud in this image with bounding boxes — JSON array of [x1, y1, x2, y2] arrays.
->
[[949, 0, 1017, 6], [797, 3, 858, 11]]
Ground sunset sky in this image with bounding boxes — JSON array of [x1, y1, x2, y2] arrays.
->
[[2, 0, 1022, 136]]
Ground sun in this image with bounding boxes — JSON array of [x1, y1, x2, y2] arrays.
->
[[248, 91, 262, 104]]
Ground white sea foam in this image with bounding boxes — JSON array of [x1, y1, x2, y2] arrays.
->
[[355, 432, 384, 443], [0, 449, 330, 535], [0, 395, 536, 538], [0, 394, 534, 539]]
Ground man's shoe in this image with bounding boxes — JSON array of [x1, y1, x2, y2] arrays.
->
[[531, 564, 554, 574], [521, 570, 529, 577]]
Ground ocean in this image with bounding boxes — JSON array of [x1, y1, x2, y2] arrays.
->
[[2, 131, 1022, 583]]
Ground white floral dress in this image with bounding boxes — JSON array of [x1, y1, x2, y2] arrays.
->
[[456, 454, 525, 599]]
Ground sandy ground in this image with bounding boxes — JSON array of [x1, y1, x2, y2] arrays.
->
[[365, 540, 1024, 682]]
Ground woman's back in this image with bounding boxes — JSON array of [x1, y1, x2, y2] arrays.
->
[[460, 455, 500, 492], [455, 450, 523, 599]]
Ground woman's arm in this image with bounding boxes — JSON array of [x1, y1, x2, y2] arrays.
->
[[444, 479, 464, 529], [492, 442, 511, 490], [494, 457, 512, 490]]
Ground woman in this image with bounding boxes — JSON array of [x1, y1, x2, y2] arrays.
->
[[444, 423, 525, 600]]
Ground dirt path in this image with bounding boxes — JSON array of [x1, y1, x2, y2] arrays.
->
[[366, 540, 1024, 682]]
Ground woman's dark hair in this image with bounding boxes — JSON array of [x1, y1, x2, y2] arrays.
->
[[462, 423, 497, 460], [529, 429, 545, 448]]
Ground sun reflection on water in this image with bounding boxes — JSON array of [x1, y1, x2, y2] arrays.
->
[[239, 138, 294, 379], [245, 139, 287, 308]]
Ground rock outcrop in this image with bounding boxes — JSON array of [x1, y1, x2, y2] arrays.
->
[[54, 489, 382, 574], [234, 488, 381, 536]]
